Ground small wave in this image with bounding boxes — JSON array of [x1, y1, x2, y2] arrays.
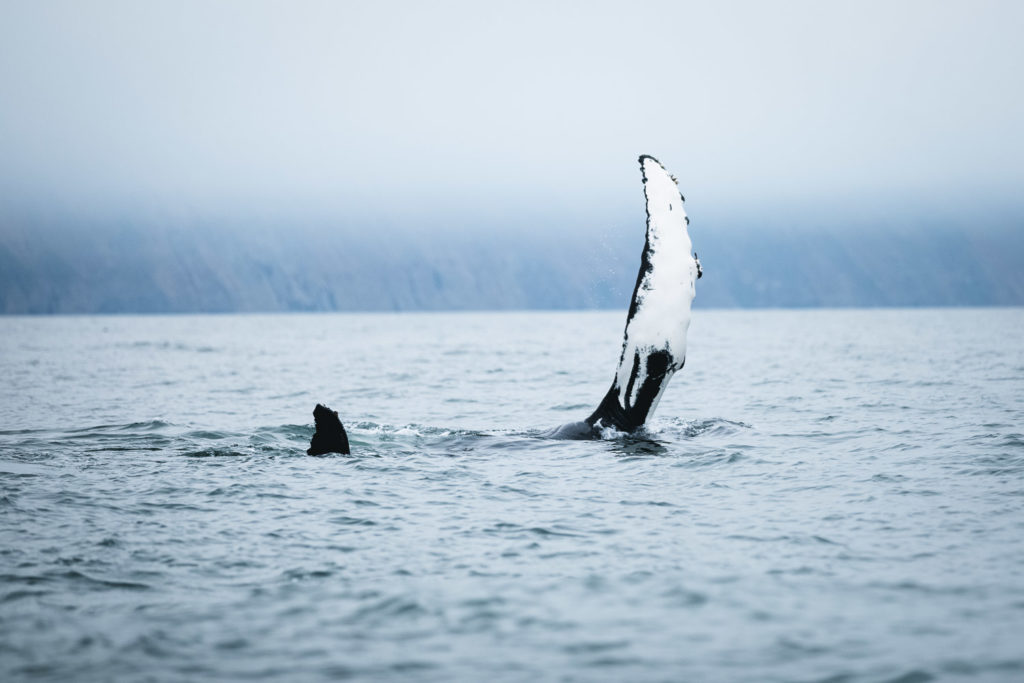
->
[[68, 420, 175, 434], [998, 433, 1024, 448], [267, 391, 309, 400], [939, 659, 1024, 676], [0, 460, 49, 475], [660, 585, 708, 607], [258, 424, 313, 440], [866, 580, 977, 597], [343, 596, 429, 625], [660, 448, 749, 468], [0, 427, 53, 436], [351, 421, 480, 438], [182, 448, 253, 458], [483, 522, 580, 538], [330, 515, 377, 526], [1, 588, 51, 603], [879, 670, 935, 683], [550, 403, 591, 411], [185, 429, 232, 440], [610, 439, 669, 458], [11, 570, 152, 592], [281, 567, 337, 581], [83, 445, 165, 452], [619, 499, 677, 507], [563, 640, 630, 654], [116, 340, 220, 353], [665, 417, 752, 437]]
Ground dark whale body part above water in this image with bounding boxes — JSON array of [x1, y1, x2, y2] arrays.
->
[[556, 155, 701, 438], [307, 403, 350, 455], [309, 154, 700, 451]]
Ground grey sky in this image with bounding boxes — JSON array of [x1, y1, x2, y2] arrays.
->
[[1, 1, 1022, 227]]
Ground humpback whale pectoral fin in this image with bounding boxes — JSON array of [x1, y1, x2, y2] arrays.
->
[[583, 154, 697, 435]]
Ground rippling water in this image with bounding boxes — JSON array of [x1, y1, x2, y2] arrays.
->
[[2, 309, 1023, 682]]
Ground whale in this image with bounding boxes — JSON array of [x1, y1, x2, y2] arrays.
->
[[551, 154, 701, 438], [308, 154, 700, 453]]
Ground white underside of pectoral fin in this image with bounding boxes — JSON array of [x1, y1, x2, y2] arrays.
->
[[615, 156, 699, 410]]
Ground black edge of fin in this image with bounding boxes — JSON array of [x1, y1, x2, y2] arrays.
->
[[623, 155, 660, 327], [308, 403, 350, 455]]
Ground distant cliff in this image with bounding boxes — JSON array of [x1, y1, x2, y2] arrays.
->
[[1, 212, 1022, 313]]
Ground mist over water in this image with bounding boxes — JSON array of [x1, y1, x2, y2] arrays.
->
[[2, 309, 1023, 681], [3, 2, 1023, 212], [3, 210, 1023, 313]]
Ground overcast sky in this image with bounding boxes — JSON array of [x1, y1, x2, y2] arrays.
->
[[1, 1, 1022, 229]]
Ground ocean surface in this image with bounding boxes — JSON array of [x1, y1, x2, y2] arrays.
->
[[1, 309, 1023, 682]]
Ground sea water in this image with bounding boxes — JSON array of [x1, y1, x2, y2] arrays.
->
[[1, 309, 1023, 682]]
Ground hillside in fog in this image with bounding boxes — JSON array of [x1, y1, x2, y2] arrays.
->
[[2, 212, 1021, 313]]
